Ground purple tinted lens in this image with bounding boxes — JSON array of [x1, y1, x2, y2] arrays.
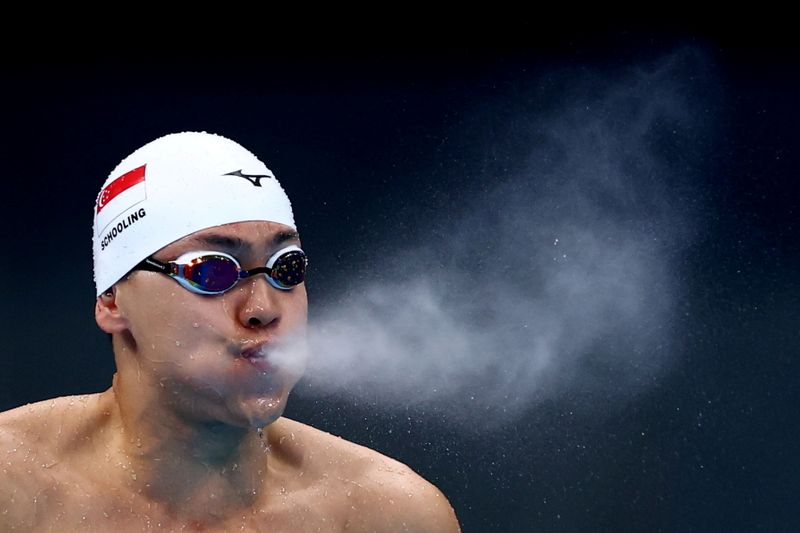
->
[[185, 257, 239, 292]]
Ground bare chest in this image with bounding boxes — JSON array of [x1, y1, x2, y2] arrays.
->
[[12, 474, 352, 533]]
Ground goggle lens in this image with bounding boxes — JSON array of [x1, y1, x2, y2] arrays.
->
[[269, 249, 306, 289], [184, 256, 241, 292]]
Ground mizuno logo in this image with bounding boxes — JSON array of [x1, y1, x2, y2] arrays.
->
[[224, 169, 273, 187]]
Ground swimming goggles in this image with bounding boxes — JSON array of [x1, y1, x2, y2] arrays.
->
[[132, 245, 308, 295]]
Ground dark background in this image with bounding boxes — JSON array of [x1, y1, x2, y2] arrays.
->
[[1, 29, 798, 531]]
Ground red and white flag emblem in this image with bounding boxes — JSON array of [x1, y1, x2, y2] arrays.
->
[[95, 165, 147, 234]]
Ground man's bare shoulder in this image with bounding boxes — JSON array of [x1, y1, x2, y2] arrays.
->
[[0, 392, 114, 482], [0, 393, 109, 447], [274, 416, 425, 479], [276, 417, 461, 532], [0, 394, 102, 529]]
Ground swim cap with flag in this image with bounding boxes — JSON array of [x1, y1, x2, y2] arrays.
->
[[92, 131, 296, 297]]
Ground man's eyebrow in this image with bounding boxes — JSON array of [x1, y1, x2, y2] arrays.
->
[[187, 229, 300, 251], [273, 229, 300, 245], [188, 234, 250, 251]]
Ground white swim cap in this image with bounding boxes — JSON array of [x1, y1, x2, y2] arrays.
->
[[92, 131, 296, 296]]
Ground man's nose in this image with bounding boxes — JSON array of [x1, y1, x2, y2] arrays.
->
[[236, 274, 281, 329]]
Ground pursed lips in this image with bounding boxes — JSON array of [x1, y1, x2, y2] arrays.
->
[[238, 341, 277, 372]]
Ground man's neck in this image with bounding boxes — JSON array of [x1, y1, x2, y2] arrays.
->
[[106, 372, 273, 521]]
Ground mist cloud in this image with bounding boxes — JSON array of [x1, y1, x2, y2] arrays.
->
[[290, 49, 709, 429]]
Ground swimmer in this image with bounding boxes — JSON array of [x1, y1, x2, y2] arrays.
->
[[0, 132, 461, 532]]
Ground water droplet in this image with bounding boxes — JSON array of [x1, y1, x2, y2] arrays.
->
[[175, 341, 181, 347], [192, 322, 200, 328]]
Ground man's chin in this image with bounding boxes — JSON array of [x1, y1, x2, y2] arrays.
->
[[230, 394, 288, 430]]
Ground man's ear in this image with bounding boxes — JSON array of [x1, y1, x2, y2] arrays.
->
[[95, 287, 128, 334]]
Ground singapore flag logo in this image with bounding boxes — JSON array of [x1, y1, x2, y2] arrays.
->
[[95, 165, 147, 235]]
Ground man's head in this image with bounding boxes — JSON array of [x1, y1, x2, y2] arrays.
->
[[93, 131, 296, 296], [92, 132, 308, 429]]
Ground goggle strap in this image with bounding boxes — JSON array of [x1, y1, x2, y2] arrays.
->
[[136, 257, 171, 274]]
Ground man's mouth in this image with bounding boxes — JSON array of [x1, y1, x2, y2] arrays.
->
[[239, 344, 277, 373]]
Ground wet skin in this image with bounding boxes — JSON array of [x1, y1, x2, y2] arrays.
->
[[0, 221, 460, 532]]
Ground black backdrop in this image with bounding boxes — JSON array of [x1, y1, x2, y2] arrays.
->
[[1, 32, 798, 531]]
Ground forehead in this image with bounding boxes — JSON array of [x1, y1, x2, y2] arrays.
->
[[155, 221, 300, 259]]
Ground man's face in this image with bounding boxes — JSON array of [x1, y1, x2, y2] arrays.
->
[[110, 220, 308, 429]]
